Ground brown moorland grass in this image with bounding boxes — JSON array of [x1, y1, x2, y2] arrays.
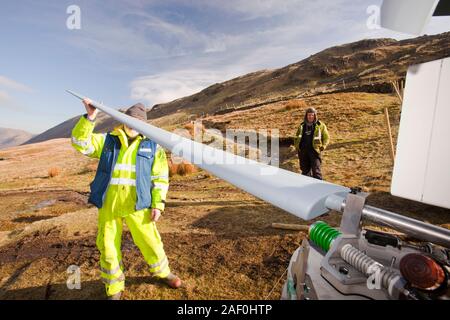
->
[[284, 99, 307, 111], [48, 167, 60, 178], [169, 159, 198, 177]]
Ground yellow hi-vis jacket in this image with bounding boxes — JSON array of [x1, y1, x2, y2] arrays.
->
[[294, 120, 330, 154], [71, 115, 169, 216]]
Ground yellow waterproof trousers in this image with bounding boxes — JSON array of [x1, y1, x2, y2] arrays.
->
[[96, 208, 171, 296]]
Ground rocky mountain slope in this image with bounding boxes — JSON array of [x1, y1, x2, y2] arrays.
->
[[149, 32, 450, 119]]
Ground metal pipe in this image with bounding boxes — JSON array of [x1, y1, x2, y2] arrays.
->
[[361, 205, 450, 248], [325, 194, 450, 248]]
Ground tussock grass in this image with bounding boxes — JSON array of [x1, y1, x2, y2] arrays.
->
[[48, 167, 60, 178], [284, 99, 307, 111], [169, 159, 198, 177]]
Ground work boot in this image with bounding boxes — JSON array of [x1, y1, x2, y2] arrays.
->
[[161, 273, 182, 289], [107, 291, 123, 300]]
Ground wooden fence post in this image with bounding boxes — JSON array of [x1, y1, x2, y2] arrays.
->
[[384, 107, 395, 164]]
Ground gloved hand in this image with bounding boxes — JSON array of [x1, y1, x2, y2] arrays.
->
[[151, 208, 161, 222]]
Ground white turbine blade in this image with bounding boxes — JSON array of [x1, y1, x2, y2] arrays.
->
[[67, 90, 349, 220]]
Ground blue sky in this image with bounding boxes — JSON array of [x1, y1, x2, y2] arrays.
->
[[0, 0, 449, 134]]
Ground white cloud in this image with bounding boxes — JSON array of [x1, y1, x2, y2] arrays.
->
[[0, 76, 33, 92], [0, 76, 32, 112], [217, 0, 322, 19], [0, 90, 12, 102], [141, 14, 228, 55], [64, 3, 229, 64], [0, 90, 23, 111], [65, 19, 167, 62], [130, 69, 233, 106], [207, 0, 357, 21]]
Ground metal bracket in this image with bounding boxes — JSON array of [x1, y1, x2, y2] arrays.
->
[[291, 238, 310, 299], [340, 191, 368, 236]]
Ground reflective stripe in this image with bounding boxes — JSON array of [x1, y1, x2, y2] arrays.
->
[[149, 256, 167, 269], [151, 175, 169, 180], [71, 136, 90, 148], [153, 182, 169, 191], [100, 261, 124, 275], [150, 257, 169, 276], [101, 273, 125, 285], [140, 148, 153, 153], [110, 178, 136, 186], [113, 164, 136, 172], [81, 145, 95, 156]]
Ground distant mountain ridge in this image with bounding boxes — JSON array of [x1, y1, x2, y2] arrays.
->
[[0, 128, 35, 149], [24, 112, 122, 145]]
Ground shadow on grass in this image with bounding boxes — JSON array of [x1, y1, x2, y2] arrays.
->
[[327, 137, 381, 150], [12, 215, 55, 224], [166, 200, 263, 208], [0, 275, 170, 300], [190, 204, 309, 238]]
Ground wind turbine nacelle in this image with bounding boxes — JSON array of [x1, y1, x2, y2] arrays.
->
[[381, 0, 449, 35], [391, 57, 450, 210]]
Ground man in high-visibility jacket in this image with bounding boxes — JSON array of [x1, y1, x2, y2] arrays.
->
[[71, 98, 181, 300], [294, 107, 330, 180]]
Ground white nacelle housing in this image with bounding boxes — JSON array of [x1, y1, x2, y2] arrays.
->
[[381, 0, 440, 35], [391, 57, 450, 209]]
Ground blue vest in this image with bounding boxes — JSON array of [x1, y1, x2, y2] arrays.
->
[[88, 133, 157, 210]]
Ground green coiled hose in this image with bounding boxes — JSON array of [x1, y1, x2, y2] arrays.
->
[[309, 221, 341, 252]]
